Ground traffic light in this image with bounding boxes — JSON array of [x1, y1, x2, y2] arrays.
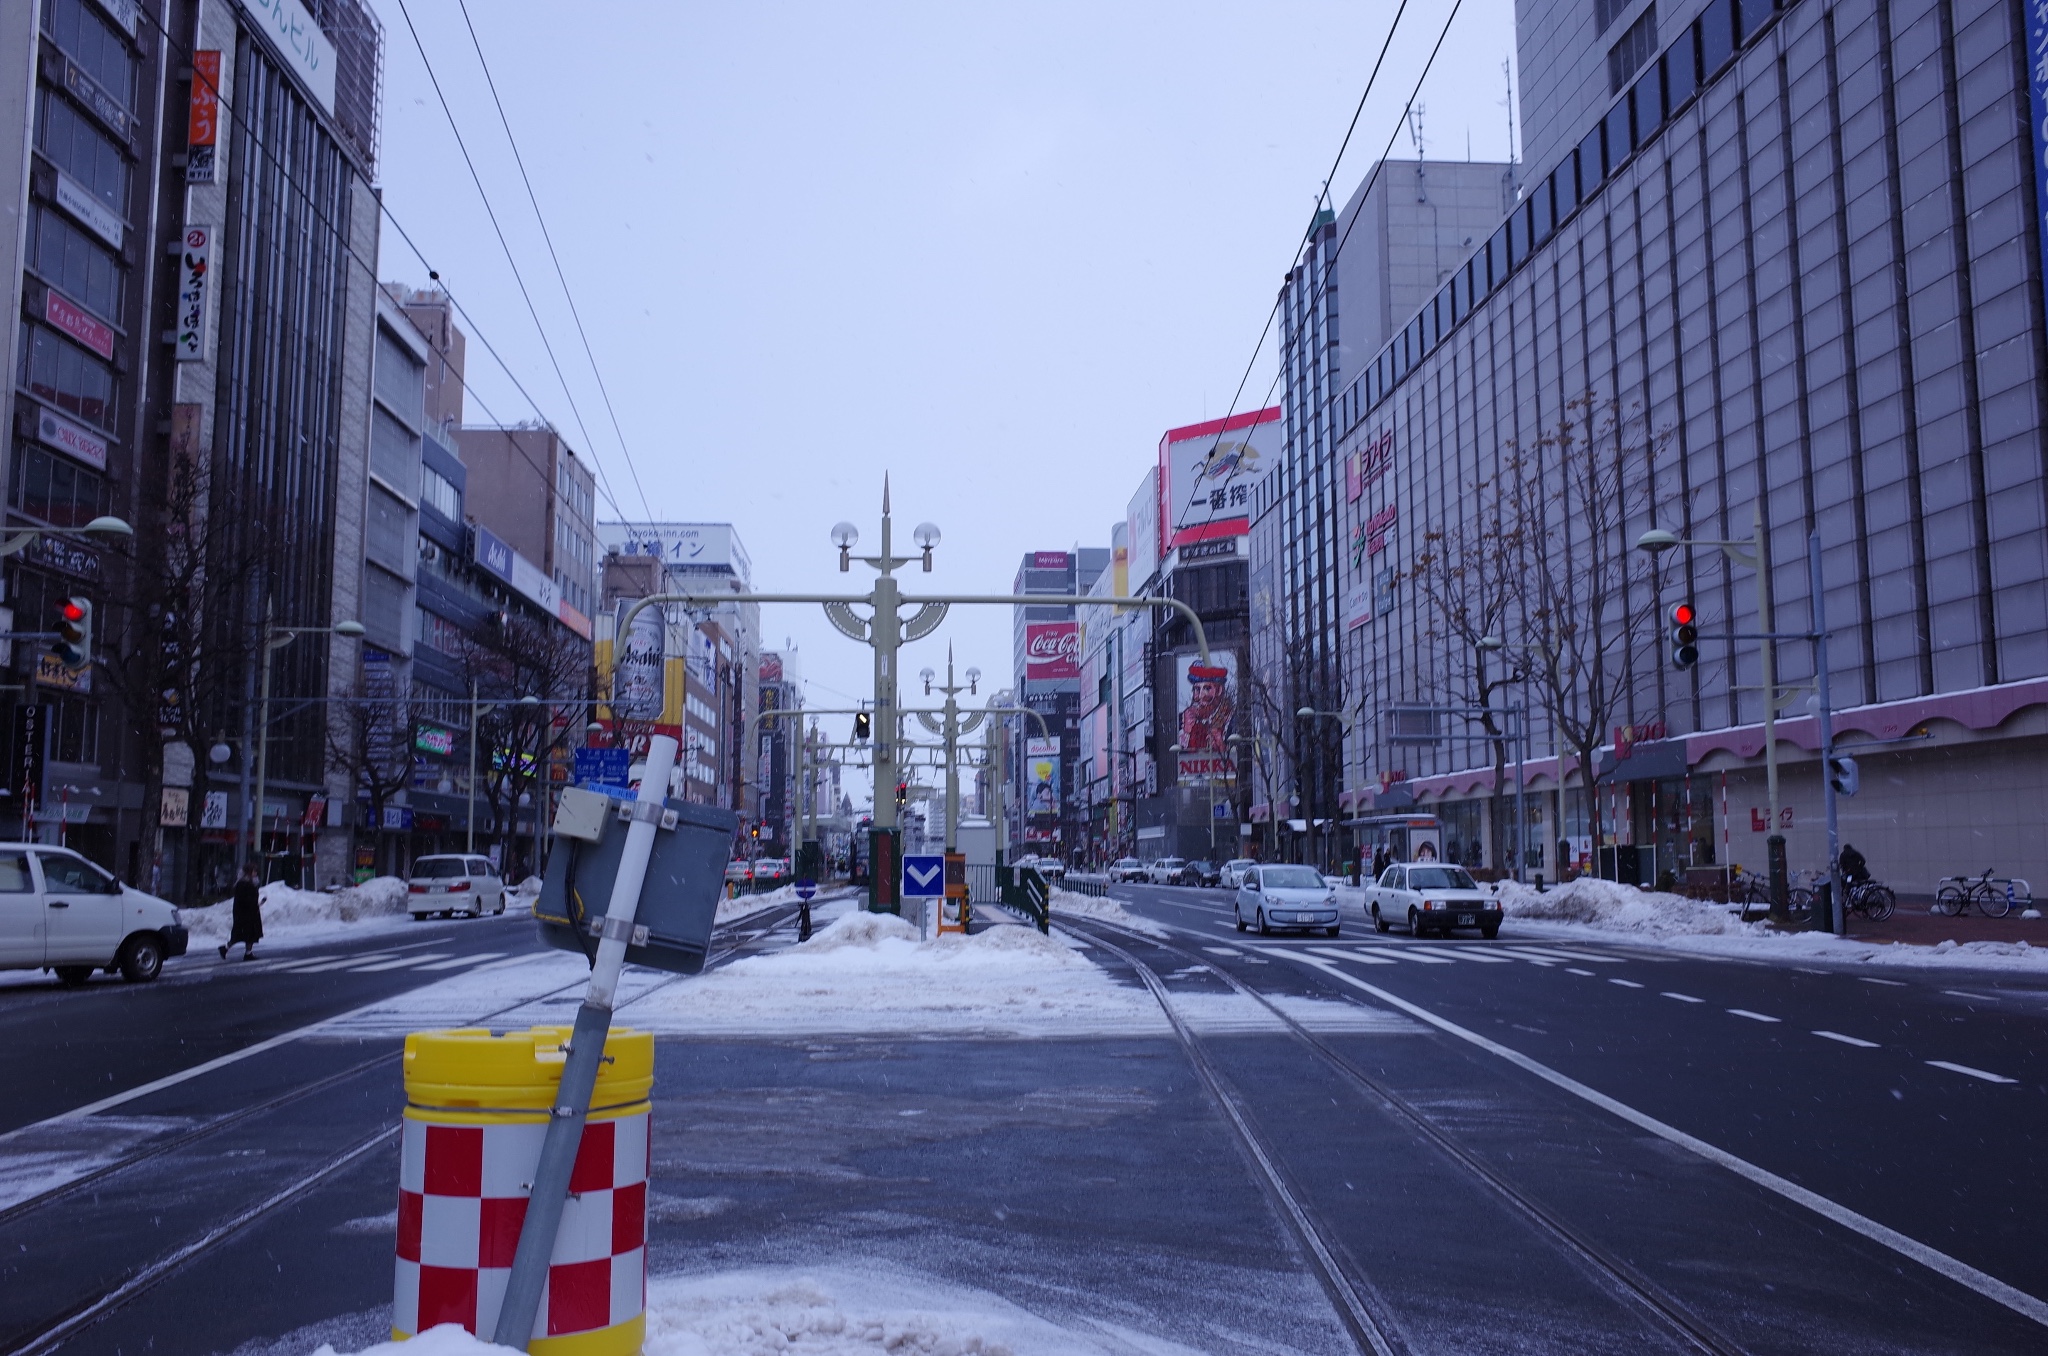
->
[[853, 710, 871, 741], [52, 597, 92, 671], [750, 824, 760, 841], [1827, 755, 1860, 797], [1668, 602, 1698, 669], [894, 780, 908, 808]]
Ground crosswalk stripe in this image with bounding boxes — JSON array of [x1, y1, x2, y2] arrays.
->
[[1499, 944, 1623, 963], [1307, 945, 1451, 965], [1404, 945, 1514, 963], [412, 952, 506, 971], [344, 953, 457, 973]]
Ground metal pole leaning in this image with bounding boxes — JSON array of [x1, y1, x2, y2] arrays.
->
[[493, 733, 679, 1349]]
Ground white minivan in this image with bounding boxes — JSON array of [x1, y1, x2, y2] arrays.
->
[[0, 845, 189, 985], [406, 855, 506, 918]]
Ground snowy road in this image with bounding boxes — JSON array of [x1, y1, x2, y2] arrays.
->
[[0, 884, 2043, 1354]]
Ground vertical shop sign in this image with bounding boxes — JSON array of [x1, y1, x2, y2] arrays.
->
[[174, 227, 211, 359], [187, 51, 220, 183], [2028, 0, 2048, 328]]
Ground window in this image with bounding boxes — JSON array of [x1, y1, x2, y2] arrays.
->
[[0, 855, 30, 892], [1608, 9, 1659, 94], [46, 694, 100, 765], [1593, 0, 1636, 32], [34, 88, 127, 214], [38, 851, 115, 891], [20, 322, 117, 430], [1664, 30, 1699, 109], [28, 202, 122, 321], [42, 0, 133, 110], [369, 406, 421, 501], [1735, 0, 1776, 43], [374, 324, 425, 420], [1577, 123, 1607, 190], [366, 486, 413, 575], [1700, 0, 1735, 75], [10, 443, 111, 527], [421, 465, 460, 521], [1603, 98, 1636, 167]]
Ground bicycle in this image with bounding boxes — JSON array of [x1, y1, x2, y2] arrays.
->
[[1933, 869, 2035, 919], [1729, 866, 1813, 923], [1842, 877, 1895, 922]]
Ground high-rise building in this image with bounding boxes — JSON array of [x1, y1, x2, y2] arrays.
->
[[1008, 548, 1107, 854], [1, 0, 386, 899], [1292, 0, 2048, 894]]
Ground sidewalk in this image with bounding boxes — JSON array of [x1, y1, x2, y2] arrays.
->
[[1819, 906, 2043, 947]]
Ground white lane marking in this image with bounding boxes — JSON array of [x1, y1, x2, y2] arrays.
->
[[1728, 1009, 1781, 1023], [1405, 946, 1514, 964], [1661, 991, 1705, 1003], [1926, 1061, 2018, 1085], [1502, 944, 1625, 964], [1303, 947, 1400, 966], [1609, 978, 1645, 989], [1202, 947, 1243, 956], [1814, 1030, 1879, 1048], [1283, 954, 2048, 1331], [1860, 977, 1907, 987], [413, 952, 507, 971], [346, 953, 456, 973], [1566, 968, 1596, 976], [1942, 990, 2002, 1003]]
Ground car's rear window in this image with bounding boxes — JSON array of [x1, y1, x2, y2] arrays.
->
[[1260, 866, 1325, 889], [412, 859, 468, 879], [1408, 867, 1478, 890]]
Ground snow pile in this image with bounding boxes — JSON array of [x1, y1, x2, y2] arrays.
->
[[715, 882, 814, 922], [314, 1264, 1210, 1355], [1047, 888, 1167, 937], [1492, 877, 1765, 938], [624, 907, 1157, 1037], [185, 877, 410, 943]]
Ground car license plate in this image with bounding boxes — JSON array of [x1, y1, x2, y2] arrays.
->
[[1457, 913, 1475, 926]]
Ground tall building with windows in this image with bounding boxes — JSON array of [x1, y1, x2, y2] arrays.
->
[[1, 0, 385, 898], [1300, 0, 2048, 895], [457, 422, 599, 637]]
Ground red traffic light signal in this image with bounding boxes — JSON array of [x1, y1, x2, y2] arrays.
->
[[1669, 602, 1699, 669], [52, 596, 92, 670]]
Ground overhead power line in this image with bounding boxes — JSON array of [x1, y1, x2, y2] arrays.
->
[[452, 0, 657, 524], [391, 0, 641, 525]]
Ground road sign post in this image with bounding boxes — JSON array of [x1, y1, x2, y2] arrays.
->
[[902, 852, 943, 937]]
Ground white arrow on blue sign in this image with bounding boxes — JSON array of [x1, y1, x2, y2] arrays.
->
[[901, 855, 945, 897], [795, 879, 817, 901]]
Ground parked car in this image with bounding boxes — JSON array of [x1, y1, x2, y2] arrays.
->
[[1234, 863, 1341, 936], [725, 860, 754, 886], [753, 857, 790, 884], [1363, 862, 1502, 939], [1147, 857, 1189, 885], [1219, 858, 1259, 889], [407, 855, 507, 919], [1179, 860, 1222, 887], [1108, 857, 1147, 883], [0, 845, 188, 984]]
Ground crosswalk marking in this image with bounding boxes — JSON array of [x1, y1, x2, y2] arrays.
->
[[1404, 945, 1514, 964], [413, 952, 506, 971], [346, 953, 457, 972], [1302, 946, 1399, 965], [1500, 944, 1623, 964]]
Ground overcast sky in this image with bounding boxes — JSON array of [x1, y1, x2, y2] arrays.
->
[[370, 0, 1521, 806]]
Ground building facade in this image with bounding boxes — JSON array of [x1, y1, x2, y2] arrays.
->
[[1308, 0, 2048, 895]]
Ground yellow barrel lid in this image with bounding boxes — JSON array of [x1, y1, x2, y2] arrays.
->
[[403, 1026, 654, 1110]]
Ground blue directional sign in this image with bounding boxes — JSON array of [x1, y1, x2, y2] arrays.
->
[[901, 854, 945, 898], [573, 747, 632, 789], [795, 879, 817, 902]]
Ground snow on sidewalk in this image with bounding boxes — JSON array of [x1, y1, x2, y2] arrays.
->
[[1046, 888, 1166, 937], [315, 1263, 1211, 1355], [184, 877, 415, 947], [1455, 877, 2048, 973]]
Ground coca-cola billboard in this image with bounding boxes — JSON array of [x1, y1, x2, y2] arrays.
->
[[1024, 621, 1080, 681]]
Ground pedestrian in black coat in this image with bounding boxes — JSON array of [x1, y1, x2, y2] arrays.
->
[[222, 866, 262, 960]]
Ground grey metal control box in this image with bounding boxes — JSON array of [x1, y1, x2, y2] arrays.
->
[[534, 795, 738, 975]]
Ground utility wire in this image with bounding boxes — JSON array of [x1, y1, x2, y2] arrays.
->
[[453, 0, 657, 524], [391, 0, 635, 526], [131, 3, 630, 524]]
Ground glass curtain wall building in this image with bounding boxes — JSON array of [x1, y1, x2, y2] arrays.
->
[[1324, 0, 2048, 894]]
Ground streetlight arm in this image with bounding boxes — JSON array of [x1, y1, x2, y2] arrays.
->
[[903, 595, 1211, 665]]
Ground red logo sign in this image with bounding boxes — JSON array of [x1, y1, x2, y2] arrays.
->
[[1031, 551, 1071, 571], [45, 289, 114, 360], [188, 51, 221, 146], [1024, 622, 1080, 681]]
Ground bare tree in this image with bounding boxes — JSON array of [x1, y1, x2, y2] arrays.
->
[[457, 610, 592, 879], [1404, 469, 1528, 869], [326, 692, 417, 865], [1505, 395, 1666, 863]]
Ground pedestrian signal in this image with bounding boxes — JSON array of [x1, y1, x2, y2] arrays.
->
[[1669, 602, 1698, 669], [53, 597, 92, 671]]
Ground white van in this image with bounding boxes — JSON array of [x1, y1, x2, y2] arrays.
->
[[0, 845, 189, 985], [406, 854, 507, 918]]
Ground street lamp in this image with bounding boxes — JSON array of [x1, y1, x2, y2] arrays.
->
[[0, 515, 134, 558], [247, 614, 365, 878], [1476, 636, 1535, 883]]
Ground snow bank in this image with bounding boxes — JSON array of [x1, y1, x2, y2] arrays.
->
[[715, 883, 815, 922], [623, 906, 1158, 1037], [184, 877, 410, 944], [1473, 878, 2048, 973], [1047, 888, 1166, 937], [315, 1264, 1210, 1355]]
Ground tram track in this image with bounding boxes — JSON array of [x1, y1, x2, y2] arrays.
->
[[1059, 914, 1748, 1356], [0, 898, 811, 1356]]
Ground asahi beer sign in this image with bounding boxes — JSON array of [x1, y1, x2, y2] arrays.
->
[[1174, 651, 1237, 779], [612, 600, 665, 721], [1023, 621, 1080, 681]]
